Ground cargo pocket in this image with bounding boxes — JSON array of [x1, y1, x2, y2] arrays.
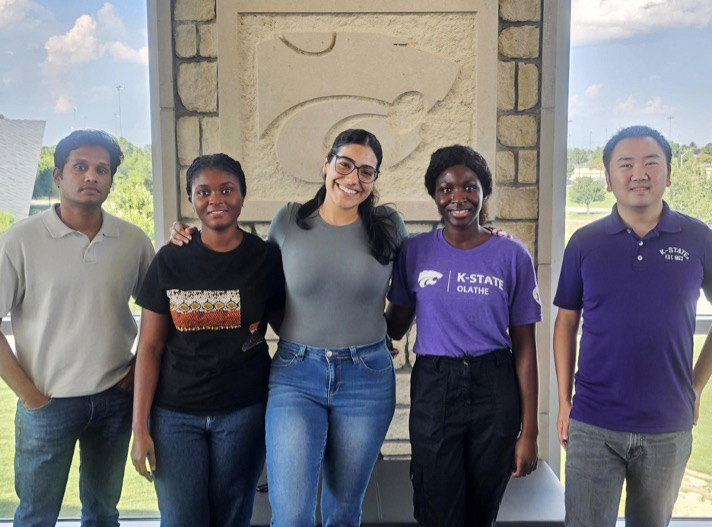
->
[[410, 460, 426, 524], [494, 351, 522, 437]]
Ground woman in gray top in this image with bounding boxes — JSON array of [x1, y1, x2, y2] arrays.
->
[[265, 129, 406, 527]]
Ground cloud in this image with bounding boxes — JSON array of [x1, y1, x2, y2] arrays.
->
[[584, 83, 603, 98], [54, 95, 73, 113], [615, 95, 637, 112], [0, 0, 48, 29], [643, 96, 674, 115], [103, 41, 148, 65], [97, 3, 126, 37], [568, 95, 581, 117], [44, 14, 99, 67], [572, 0, 712, 46], [43, 7, 148, 72], [614, 94, 675, 115]]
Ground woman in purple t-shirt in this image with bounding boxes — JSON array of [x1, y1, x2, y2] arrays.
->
[[386, 145, 542, 527]]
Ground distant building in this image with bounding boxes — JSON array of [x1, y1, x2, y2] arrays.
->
[[571, 166, 605, 182], [0, 116, 45, 221]]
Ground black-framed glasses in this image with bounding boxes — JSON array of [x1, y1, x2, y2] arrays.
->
[[333, 155, 379, 183]]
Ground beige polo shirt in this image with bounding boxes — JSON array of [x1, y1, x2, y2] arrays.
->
[[0, 205, 154, 397]]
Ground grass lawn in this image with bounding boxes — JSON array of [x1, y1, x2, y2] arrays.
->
[[565, 188, 616, 210], [0, 380, 158, 519]]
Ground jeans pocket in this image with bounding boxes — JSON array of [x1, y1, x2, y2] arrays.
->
[[359, 346, 393, 375], [20, 398, 54, 412], [271, 347, 298, 369]]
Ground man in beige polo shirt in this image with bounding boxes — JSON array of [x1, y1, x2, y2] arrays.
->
[[0, 130, 154, 527]]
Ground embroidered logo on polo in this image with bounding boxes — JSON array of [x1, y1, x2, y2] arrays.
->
[[167, 290, 241, 332], [659, 247, 689, 262], [418, 270, 443, 288]]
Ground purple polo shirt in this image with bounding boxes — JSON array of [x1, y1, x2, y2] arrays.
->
[[388, 229, 542, 357], [554, 202, 712, 433]]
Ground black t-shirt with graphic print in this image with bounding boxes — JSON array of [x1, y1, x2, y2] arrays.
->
[[137, 230, 285, 415]]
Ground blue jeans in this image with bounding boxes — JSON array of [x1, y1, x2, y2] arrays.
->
[[14, 385, 133, 527], [266, 338, 395, 527], [565, 418, 692, 527], [150, 401, 267, 527]]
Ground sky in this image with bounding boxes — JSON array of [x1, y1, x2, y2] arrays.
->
[[568, 0, 712, 149], [0, 0, 150, 146], [1, 0, 711, 149]]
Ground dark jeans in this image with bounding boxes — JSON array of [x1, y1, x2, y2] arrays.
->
[[150, 401, 267, 527], [409, 349, 520, 527], [14, 385, 133, 527]]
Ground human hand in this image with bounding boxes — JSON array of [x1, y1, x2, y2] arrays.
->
[[21, 391, 50, 410], [131, 430, 156, 482], [512, 435, 538, 477], [557, 400, 572, 449], [489, 226, 512, 238], [117, 364, 135, 392], [168, 221, 197, 246]]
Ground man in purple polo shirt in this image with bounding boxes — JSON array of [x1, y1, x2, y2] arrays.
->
[[553, 125, 712, 527]]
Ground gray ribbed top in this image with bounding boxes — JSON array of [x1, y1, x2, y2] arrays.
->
[[268, 203, 406, 348]]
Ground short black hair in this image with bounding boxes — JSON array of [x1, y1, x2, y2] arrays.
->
[[603, 125, 672, 171], [54, 130, 123, 176], [186, 153, 247, 199], [424, 145, 493, 223]]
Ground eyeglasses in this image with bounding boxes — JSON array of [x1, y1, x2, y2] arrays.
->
[[332, 155, 379, 183]]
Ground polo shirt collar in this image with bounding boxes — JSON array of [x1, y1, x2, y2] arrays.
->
[[605, 200, 681, 235], [42, 204, 120, 239]]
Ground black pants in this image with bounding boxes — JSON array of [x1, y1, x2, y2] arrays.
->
[[409, 349, 521, 527]]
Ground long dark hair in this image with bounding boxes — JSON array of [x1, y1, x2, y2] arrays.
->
[[296, 129, 401, 265]]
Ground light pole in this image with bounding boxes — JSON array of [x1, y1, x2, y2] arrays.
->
[[116, 85, 124, 138], [679, 149, 693, 168], [667, 116, 674, 139], [114, 113, 119, 137], [73, 106, 77, 130]]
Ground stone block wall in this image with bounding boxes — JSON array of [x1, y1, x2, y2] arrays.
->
[[158, 0, 548, 461]]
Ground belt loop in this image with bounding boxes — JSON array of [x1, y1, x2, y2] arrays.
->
[[349, 345, 359, 364], [434, 356, 441, 373], [297, 345, 307, 360]]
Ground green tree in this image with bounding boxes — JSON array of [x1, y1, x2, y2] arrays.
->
[[667, 159, 712, 226], [566, 148, 593, 181], [0, 211, 14, 234], [32, 146, 59, 200], [104, 173, 155, 242], [569, 176, 606, 214]]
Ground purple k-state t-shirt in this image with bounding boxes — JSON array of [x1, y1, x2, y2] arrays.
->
[[554, 202, 712, 433], [388, 229, 542, 357]]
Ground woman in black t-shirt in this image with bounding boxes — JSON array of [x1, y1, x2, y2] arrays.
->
[[130, 154, 284, 527]]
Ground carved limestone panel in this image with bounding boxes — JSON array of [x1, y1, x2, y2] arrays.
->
[[215, 0, 498, 221]]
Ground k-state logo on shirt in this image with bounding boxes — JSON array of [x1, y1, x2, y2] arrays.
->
[[418, 270, 443, 288], [659, 246, 689, 262]]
